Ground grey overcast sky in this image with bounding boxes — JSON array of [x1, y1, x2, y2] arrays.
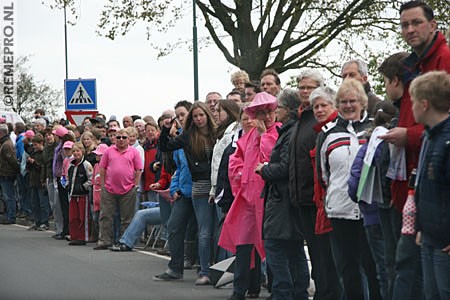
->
[[16, 0, 254, 121]]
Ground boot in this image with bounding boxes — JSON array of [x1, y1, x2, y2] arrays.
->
[[184, 240, 196, 269]]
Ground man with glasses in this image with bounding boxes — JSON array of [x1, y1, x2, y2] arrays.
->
[[378, 1, 450, 298], [341, 59, 381, 117], [94, 128, 143, 250]]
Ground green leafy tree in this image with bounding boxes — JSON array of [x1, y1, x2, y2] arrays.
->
[[53, 0, 450, 81], [0, 56, 63, 123]]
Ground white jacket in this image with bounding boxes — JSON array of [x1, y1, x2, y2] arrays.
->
[[210, 121, 240, 196]]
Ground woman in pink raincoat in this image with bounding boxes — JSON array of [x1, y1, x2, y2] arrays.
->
[[219, 92, 281, 300]]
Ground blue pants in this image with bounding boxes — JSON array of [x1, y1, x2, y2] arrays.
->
[[30, 186, 50, 227], [0, 176, 17, 221], [365, 224, 388, 300], [378, 206, 401, 300], [191, 196, 216, 277], [16, 173, 31, 215], [120, 207, 161, 248], [167, 196, 195, 275], [392, 234, 423, 300], [264, 239, 310, 300], [421, 235, 450, 300]]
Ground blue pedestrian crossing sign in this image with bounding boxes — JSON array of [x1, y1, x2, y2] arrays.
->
[[65, 79, 97, 110]]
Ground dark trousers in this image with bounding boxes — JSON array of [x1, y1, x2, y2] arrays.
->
[[330, 218, 381, 300], [233, 244, 261, 297], [378, 206, 401, 300], [167, 196, 195, 275], [264, 239, 310, 300], [299, 205, 342, 300], [315, 233, 343, 300], [57, 179, 69, 235], [392, 234, 423, 300]]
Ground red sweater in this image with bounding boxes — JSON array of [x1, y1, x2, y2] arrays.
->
[[392, 31, 450, 212]]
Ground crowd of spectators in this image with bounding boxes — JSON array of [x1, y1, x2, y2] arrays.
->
[[1, 1, 449, 299]]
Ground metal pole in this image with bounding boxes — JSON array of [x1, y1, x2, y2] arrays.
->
[[193, 0, 199, 101], [64, 4, 68, 79]]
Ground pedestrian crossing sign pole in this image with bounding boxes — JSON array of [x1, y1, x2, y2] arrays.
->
[[65, 79, 97, 110]]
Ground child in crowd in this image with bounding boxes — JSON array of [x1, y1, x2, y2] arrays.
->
[[91, 143, 109, 242], [67, 142, 93, 245], [27, 133, 50, 231], [60, 141, 74, 189], [348, 100, 399, 300], [410, 71, 450, 300]]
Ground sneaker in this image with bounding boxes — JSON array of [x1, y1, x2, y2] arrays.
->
[[38, 224, 49, 231], [184, 259, 193, 269], [27, 224, 37, 231], [109, 243, 132, 252], [153, 271, 182, 281], [195, 275, 211, 285], [156, 248, 171, 256]]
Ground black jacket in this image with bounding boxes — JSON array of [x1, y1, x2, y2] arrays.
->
[[288, 108, 318, 207], [67, 157, 93, 196], [261, 119, 303, 240], [159, 127, 211, 182]]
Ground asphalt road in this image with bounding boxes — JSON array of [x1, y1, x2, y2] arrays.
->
[[0, 224, 271, 300]]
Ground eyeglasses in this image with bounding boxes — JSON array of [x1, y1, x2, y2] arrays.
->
[[298, 85, 318, 91], [116, 136, 128, 140]]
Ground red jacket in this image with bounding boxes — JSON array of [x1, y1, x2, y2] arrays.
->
[[310, 110, 338, 235], [392, 31, 450, 212]]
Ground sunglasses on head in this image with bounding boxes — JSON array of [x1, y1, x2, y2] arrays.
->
[[116, 136, 128, 140]]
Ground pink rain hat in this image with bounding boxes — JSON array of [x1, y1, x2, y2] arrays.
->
[[244, 92, 278, 118], [92, 143, 109, 155], [52, 126, 69, 137], [0, 116, 6, 123], [24, 130, 35, 139], [63, 141, 74, 149]]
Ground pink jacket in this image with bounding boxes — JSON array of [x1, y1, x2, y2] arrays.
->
[[219, 123, 280, 259]]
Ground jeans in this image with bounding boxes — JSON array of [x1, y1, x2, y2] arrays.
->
[[233, 244, 261, 298], [16, 173, 31, 215], [167, 196, 195, 275], [0, 176, 17, 221], [120, 207, 161, 248], [48, 179, 63, 234], [365, 224, 388, 300], [330, 218, 381, 300], [191, 196, 216, 276], [159, 194, 172, 241], [30, 186, 50, 226], [392, 234, 423, 300], [378, 206, 402, 300], [421, 235, 450, 300], [264, 239, 310, 300]]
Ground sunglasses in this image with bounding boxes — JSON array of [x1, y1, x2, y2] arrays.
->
[[116, 136, 128, 140]]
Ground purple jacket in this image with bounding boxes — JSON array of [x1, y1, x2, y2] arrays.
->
[[348, 143, 382, 226]]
